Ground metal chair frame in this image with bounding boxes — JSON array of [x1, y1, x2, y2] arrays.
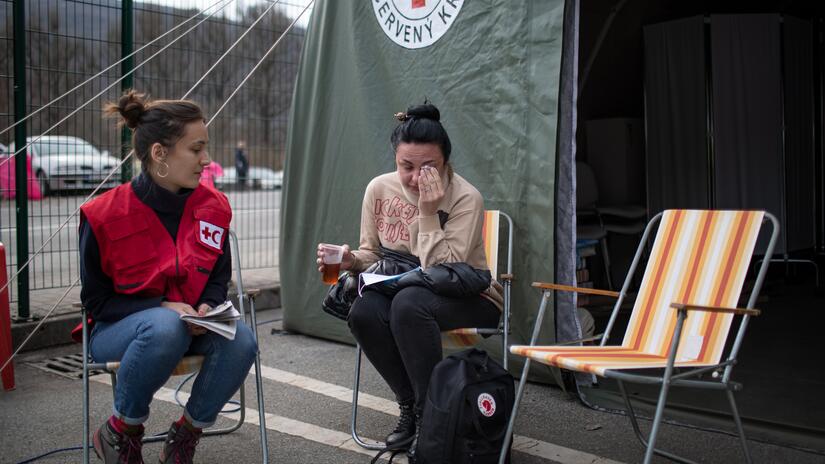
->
[[351, 211, 514, 450], [81, 230, 269, 463], [499, 211, 779, 464]]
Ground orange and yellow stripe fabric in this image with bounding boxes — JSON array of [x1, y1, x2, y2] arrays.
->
[[442, 210, 502, 348], [481, 210, 500, 278], [510, 210, 764, 376], [442, 328, 484, 348]]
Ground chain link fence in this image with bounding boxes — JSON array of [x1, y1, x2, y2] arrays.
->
[[0, 0, 310, 315]]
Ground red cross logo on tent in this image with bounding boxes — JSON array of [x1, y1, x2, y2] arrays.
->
[[412, 0, 425, 8], [198, 220, 224, 250]]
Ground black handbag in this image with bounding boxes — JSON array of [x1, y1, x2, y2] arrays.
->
[[321, 271, 359, 321], [321, 246, 418, 321], [359, 247, 420, 297], [320, 247, 490, 321]]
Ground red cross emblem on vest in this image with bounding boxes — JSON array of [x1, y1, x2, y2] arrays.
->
[[198, 220, 224, 250], [412, 0, 425, 8]]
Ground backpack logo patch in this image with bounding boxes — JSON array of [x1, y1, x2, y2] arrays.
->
[[477, 393, 496, 417]]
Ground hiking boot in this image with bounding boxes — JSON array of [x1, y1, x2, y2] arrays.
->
[[385, 400, 416, 449], [406, 408, 423, 463], [93, 420, 144, 464], [159, 422, 202, 464]]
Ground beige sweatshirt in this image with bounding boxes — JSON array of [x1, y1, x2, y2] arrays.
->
[[350, 170, 504, 311]]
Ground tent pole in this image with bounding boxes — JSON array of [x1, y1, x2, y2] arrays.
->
[[579, 0, 629, 96]]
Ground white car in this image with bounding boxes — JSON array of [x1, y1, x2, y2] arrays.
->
[[8, 136, 121, 195], [216, 166, 283, 190]]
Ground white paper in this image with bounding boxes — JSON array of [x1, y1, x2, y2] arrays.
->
[[358, 267, 422, 297], [180, 300, 240, 340], [677, 335, 704, 362]]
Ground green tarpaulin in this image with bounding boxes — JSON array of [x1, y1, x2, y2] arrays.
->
[[279, 1, 825, 453], [281, 0, 567, 379]]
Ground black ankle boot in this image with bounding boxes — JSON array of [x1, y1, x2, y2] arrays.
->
[[406, 408, 423, 463], [385, 400, 416, 448]]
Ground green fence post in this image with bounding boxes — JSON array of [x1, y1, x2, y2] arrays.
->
[[12, 0, 30, 321], [121, 0, 134, 183]]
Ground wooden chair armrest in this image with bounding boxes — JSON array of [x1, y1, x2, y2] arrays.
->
[[670, 303, 760, 316], [245, 288, 261, 298], [500, 273, 514, 281], [72, 302, 84, 309], [532, 282, 620, 298]]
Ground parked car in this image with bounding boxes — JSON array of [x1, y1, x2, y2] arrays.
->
[[8, 136, 120, 195], [215, 166, 283, 190]]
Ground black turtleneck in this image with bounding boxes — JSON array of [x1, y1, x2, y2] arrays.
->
[[79, 173, 231, 323]]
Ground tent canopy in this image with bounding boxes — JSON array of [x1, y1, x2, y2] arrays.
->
[[281, 0, 569, 379]]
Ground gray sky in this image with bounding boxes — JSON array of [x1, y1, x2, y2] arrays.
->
[[141, 0, 314, 25]]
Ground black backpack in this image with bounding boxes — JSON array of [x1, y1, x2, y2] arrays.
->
[[417, 348, 514, 464]]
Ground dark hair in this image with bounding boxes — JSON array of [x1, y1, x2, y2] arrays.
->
[[104, 90, 205, 171], [391, 103, 452, 162]]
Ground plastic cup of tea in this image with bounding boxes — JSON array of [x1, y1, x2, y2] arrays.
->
[[321, 244, 344, 285]]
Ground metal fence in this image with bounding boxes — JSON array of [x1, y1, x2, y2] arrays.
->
[[0, 0, 311, 317]]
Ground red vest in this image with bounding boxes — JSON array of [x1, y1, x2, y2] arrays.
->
[[80, 182, 232, 307]]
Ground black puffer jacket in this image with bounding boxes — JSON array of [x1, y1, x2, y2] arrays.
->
[[362, 246, 490, 298], [321, 247, 491, 320], [396, 262, 491, 298]]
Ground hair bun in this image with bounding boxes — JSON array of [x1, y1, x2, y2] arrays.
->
[[116, 90, 147, 129], [405, 103, 440, 122]]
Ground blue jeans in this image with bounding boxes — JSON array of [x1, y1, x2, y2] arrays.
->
[[90, 307, 258, 428]]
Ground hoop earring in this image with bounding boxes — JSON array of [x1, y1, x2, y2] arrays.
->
[[156, 161, 169, 178]]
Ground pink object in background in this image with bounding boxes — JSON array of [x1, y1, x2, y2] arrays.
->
[[0, 242, 14, 390], [199, 161, 223, 188], [0, 154, 43, 200]]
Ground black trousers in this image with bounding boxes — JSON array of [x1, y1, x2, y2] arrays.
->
[[348, 286, 500, 410]]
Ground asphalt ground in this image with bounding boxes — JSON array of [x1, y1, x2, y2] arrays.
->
[[1, 309, 822, 464]]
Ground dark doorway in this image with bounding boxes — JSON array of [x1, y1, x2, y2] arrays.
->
[[575, 0, 825, 453]]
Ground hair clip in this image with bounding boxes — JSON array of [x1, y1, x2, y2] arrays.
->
[[394, 112, 408, 122]]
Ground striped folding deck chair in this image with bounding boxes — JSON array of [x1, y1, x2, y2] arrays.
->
[[351, 210, 514, 450], [80, 231, 270, 464], [499, 210, 778, 464], [440, 210, 513, 354]]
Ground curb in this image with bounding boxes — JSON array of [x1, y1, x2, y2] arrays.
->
[[10, 286, 281, 353]]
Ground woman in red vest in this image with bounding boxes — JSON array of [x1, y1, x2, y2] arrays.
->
[[79, 91, 257, 464]]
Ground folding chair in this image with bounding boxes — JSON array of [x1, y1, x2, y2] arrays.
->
[[80, 230, 269, 464], [499, 209, 778, 464], [351, 210, 514, 450]]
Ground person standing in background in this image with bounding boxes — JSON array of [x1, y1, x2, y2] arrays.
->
[[235, 140, 249, 189]]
